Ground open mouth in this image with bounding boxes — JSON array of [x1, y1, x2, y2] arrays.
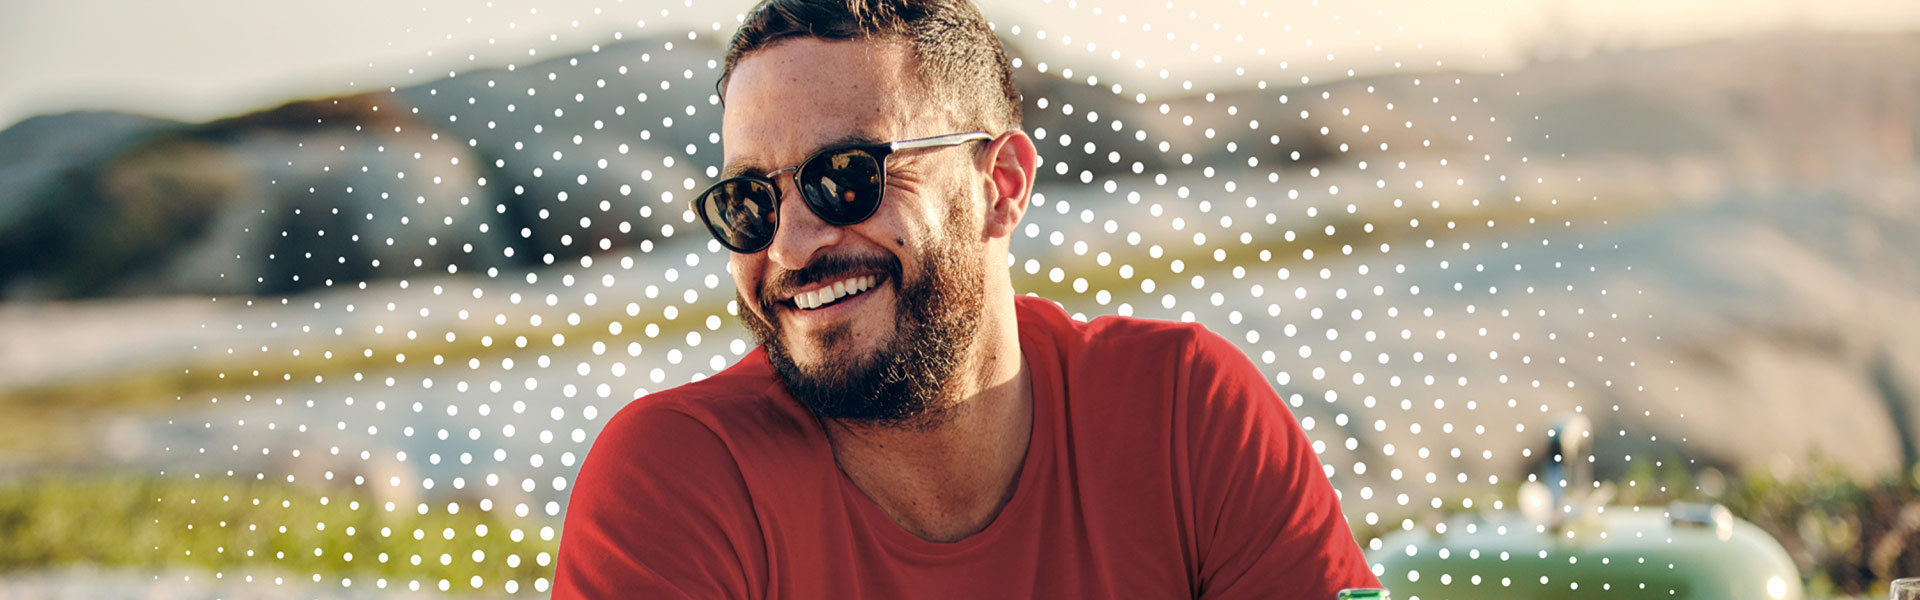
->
[[787, 274, 881, 311]]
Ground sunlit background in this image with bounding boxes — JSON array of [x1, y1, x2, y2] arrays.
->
[[3, 0, 1919, 597]]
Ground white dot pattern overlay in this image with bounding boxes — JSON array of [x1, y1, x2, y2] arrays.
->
[[158, 0, 1687, 596]]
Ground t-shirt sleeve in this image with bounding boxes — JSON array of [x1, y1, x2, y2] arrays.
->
[[552, 402, 763, 600], [1181, 327, 1380, 599]]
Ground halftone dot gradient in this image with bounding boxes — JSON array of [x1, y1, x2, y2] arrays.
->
[[153, 0, 1696, 596]]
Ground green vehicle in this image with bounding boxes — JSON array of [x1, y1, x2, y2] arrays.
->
[[1368, 416, 1803, 600]]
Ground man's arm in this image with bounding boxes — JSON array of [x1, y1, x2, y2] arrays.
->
[[1181, 327, 1380, 599], [553, 402, 763, 600]]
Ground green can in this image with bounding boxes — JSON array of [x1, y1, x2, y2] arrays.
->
[[1337, 588, 1390, 600]]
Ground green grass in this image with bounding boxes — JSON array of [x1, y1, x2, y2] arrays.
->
[[0, 472, 556, 590]]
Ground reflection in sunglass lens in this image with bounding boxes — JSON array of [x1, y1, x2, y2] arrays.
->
[[799, 148, 883, 225], [702, 179, 780, 252]]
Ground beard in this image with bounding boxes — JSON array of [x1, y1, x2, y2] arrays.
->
[[736, 211, 985, 430]]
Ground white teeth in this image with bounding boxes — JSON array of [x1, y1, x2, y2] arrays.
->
[[793, 276, 881, 310]]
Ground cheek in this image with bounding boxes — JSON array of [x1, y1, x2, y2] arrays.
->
[[730, 258, 761, 301], [841, 201, 915, 251], [882, 183, 960, 240]]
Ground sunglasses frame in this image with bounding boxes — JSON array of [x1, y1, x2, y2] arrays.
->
[[694, 131, 995, 253]]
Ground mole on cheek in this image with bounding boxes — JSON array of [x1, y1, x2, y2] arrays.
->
[[896, 237, 906, 246]]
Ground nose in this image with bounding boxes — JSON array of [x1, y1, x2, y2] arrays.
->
[[765, 172, 846, 271]]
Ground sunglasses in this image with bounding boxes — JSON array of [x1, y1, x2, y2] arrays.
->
[[694, 131, 994, 253]]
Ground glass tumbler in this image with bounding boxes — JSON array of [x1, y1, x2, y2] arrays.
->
[[1893, 578, 1920, 600]]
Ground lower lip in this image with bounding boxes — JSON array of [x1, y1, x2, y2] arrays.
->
[[783, 280, 887, 325]]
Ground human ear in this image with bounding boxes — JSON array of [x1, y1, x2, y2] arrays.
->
[[979, 130, 1038, 241]]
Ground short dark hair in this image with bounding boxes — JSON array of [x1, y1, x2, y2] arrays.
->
[[718, 0, 1023, 133]]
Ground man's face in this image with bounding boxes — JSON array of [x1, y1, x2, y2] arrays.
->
[[720, 37, 987, 425]]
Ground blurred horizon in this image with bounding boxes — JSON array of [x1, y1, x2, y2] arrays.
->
[[4, 0, 1920, 130]]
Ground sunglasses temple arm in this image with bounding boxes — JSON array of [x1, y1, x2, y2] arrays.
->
[[889, 131, 994, 151]]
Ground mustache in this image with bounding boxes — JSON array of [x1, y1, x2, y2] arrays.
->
[[760, 252, 902, 308]]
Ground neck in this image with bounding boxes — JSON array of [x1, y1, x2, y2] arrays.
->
[[822, 294, 1031, 543]]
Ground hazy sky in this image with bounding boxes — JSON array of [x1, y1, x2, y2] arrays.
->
[[2, 0, 1916, 129]]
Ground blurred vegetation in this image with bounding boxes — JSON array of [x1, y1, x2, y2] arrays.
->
[[1725, 458, 1920, 598], [0, 471, 556, 590]]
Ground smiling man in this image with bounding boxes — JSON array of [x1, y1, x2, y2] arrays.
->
[[553, 0, 1378, 597]]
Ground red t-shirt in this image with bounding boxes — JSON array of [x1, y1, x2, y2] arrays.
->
[[555, 295, 1378, 598]]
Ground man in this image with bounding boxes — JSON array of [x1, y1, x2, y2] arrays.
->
[[554, 0, 1379, 597]]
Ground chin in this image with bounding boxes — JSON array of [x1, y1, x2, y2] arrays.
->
[[788, 322, 886, 374]]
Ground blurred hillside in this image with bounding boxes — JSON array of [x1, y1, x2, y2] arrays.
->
[[3, 30, 1915, 296], [2, 27, 1920, 596]]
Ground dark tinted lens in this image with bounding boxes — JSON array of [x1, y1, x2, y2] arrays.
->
[[798, 148, 883, 225], [699, 178, 780, 252]]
